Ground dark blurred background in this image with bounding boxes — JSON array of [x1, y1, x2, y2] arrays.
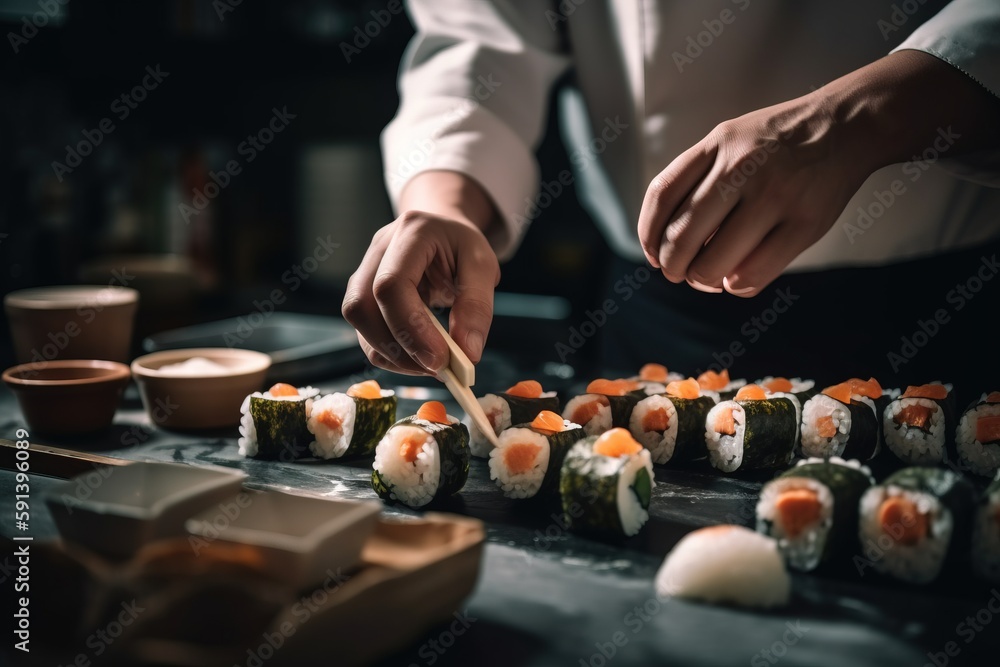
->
[[0, 0, 609, 379]]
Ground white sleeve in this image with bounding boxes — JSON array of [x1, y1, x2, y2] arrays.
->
[[381, 0, 571, 261], [891, 0, 1000, 186]]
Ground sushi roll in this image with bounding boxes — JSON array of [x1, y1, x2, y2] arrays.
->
[[655, 525, 790, 609], [631, 362, 684, 395], [972, 474, 1000, 582], [858, 466, 976, 584], [697, 369, 746, 402], [882, 383, 956, 466], [559, 428, 655, 537], [562, 379, 644, 437], [705, 385, 798, 473], [239, 383, 320, 460], [756, 376, 817, 405], [307, 380, 396, 460], [628, 378, 717, 464], [955, 392, 1000, 477], [801, 379, 883, 461], [757, 457, 873, 571], [488, 411, 585, 499], [371, 401, 470, 508], [467, 380, 560, 458]]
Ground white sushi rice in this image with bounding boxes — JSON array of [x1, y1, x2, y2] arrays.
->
[[972, 486, 1000, 582], [629, 395, 678, 464], [882, 398, 945, 464], [372, 424, 441, 507], [705, 401, 745, 472], [858, 484, 951, 584], [466, 394, 510, 458], [563, 394, 612, 436], [489, 428, 550, 498], [306, 393, 356, 459], [656, 525, 790, 608], [956, 399, 1000, 477], [616, 448, 655, 537], [238, 386, 319, 457], [800, 394, 852, 458], [756, 477, 833, 571]]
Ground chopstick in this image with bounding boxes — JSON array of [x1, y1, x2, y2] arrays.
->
[[421, 304, 499, 448]]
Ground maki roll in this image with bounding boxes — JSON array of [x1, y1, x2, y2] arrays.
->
[[705, 385, 798, 473], [631, 362, 683, 395], [858, 466, 976, 584], [697, 369, 746, 402], [756, 457, 873, 571], [239, 383, 320, 460], [371, 401, 470, 508], [467, 380, 560, 458], [882, 383, 956, 465], [628, 378, 717, 464], [972, 474, 1000, 582], [559, 428, 655, 537], [307, 380, 396, 460], [756, 376, 817, 405], [801, 379, 882, 461], [956, 392, 1000, 477], [488, 411, 586, 499], [562, 379, 644, 436]]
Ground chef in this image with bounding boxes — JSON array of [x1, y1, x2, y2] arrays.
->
[[343, 0, 1000, 386]]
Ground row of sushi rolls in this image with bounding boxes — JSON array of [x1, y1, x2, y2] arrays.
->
[[237, 363, 1000, 607]]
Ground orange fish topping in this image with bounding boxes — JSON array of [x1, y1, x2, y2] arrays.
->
[[268, 383, 299, 397], [762, 377, 794, 393], [878, 496, 929, 546], [586, 378, 639, 396], [593, 428, 643, 457], [347, 380, 382, 399], [901, 384, 948, 400], [665, 378, 701, 400], [531, 410, 566, 434], [986, 392, 1000, 404], [416, 401, 449, 424], [822, 383, 853, 404], [894, 404, 934, 431], [697, 369, 730, 391], [848, 377, 882, 399], [735, 385, 767, 401], [504, 443, 542, 475], [642, 408, 670, 433], [639, 363, 669, 383], [775, 488, 823, 538], [506, 380, 543, 399], [977, 415, 1000, 444]]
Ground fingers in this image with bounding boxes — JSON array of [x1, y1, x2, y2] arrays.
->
[[638, 143, 716, 269], [356, 333, 425, 376], [687, 201, 778, 287], [724, 222, 809, 297], [447, 246, 500, 363]]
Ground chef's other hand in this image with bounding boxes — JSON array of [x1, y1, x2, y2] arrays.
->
[[638, 50, 1000, 297], [343, 171, 501, 376]]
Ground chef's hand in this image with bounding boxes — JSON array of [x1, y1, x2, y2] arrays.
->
[[343, 171, 501, 375], [639, 50, 1000, 297]]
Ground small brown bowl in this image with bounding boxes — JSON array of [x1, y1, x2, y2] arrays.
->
[[2, 360, 131, 436]]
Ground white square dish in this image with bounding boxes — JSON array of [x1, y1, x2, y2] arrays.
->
[[185, 491, 381, 590], [44, 461, 247, 559]]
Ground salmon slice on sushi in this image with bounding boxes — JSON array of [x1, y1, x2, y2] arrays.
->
[[630, 362, 684, 395], [628, 378, 716, 465], [371, 401, 470, 508], [562, 379, 644, 437], [239, 383, 321, 460], [466, 380, 559, 458], [489, 411, 585, 499], [882, 383, 956, 466], [697, 369, 746, 402], [307, 380, 396, 460], [956, 392, 1000, 477], [801, 378, 882, 461], [705, 385, 798, 473]]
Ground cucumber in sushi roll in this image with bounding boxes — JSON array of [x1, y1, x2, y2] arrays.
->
[[371, 401, 470, 508], [628, 378, 716, 464], [955, 392, 1000, 477], [560, 428, 655, 538], [307, 380, 396, 460], [467, 380, 560, 458], [239, 383, 320, 460], [858, 466, 976, 584], [972, 474, 1000, 582], [801, 379, 883, 461], [757, 457, 873, 571], [489, 411, 585, 499], [563, 379, 644, 437], [705, 385, 798, 473], [697, 369, 746, 402], [882, 383, 956, 465]]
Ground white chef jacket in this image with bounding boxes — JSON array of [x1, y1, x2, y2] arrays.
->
[[381, 0, 1000, 270]]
